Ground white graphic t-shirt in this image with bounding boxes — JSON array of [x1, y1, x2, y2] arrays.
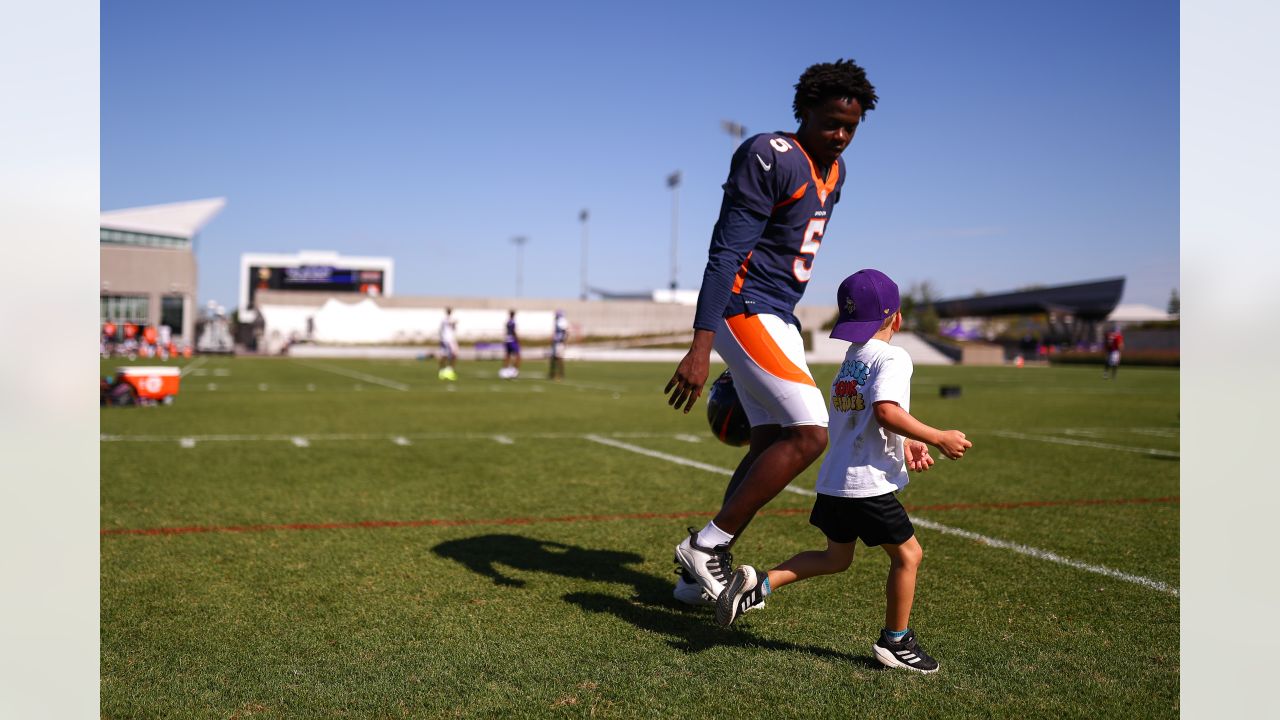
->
[[815, 339, 913, 498]]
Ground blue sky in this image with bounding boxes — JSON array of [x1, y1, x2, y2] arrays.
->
[[102, 0, 1178, 311]]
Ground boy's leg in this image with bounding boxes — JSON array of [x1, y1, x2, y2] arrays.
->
[[717, 539, 854, 626], [766, 538, 855, 590], [882, 535, 923, 631], [873, 535, 939, 673]]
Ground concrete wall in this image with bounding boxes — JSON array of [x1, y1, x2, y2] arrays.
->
[[960, 343, 1006, 365], [100, 245, 197, 340], [252, 290, 836, 340]]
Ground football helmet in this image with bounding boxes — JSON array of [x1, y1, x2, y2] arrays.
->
[[706, 369, 751, 446]]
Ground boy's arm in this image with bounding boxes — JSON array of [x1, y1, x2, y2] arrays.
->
[[873, 401, 972, 460]]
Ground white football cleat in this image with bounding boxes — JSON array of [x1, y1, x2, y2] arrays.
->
[[674, 527, 733, 600], [673, 572, 714, 606]]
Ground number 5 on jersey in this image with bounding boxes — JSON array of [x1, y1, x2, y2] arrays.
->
[[792, 218, 826, 282]]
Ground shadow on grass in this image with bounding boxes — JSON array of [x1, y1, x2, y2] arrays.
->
[[432, 534, 876, 665], [564, 591, 876, 665], [432, 534, 669, 599]]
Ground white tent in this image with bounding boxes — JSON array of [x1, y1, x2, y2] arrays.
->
[[1106, 304, 1174, 323]]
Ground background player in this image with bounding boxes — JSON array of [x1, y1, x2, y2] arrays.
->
[[664, 59, 879, 604], [1103, 325, 1124, 379], [500, 309, 521, 379], [549, 309, 568, 381], [438, 307, 459, 381]]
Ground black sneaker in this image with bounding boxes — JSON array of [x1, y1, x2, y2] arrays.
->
[[674, 527, 733, 599], [872, 629, 940, 673], [715, 565, 767, 627]]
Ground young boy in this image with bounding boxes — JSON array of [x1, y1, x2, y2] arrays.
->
[[715, 269, 972, 674]]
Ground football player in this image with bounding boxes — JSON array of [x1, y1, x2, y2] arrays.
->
[[664, 59, 879, 605], [500, 309, 521, 379], [438, 307, 459, 381], [549, 310, 568, 381]]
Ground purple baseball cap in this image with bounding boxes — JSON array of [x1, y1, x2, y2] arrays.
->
[[829, 269, 900, 343]]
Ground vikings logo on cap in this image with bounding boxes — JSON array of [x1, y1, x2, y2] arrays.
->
[[829, 268, 901, 344]]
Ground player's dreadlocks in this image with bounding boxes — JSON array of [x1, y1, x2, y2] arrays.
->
[[793, 59, 878, 121]]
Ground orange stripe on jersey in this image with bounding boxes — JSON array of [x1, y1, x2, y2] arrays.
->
[[773, 182, 809, 211], [725, 314, 816, 387], [731, 251, 753, 294], [786, 134, 840, 205]]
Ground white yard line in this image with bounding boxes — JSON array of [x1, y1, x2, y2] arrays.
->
[[180, 357, 209, 376], [292, 360, 410, 391], [525, 377, 624, 394], [493, 435, 515, 445], [583, 434, 817, 495], [910, 517, 1178, 596], [991, 430, 1179, 458], [585, 437, 1176, 596], [1128, 428, 1178, 438], [291, 436, 310, 448]]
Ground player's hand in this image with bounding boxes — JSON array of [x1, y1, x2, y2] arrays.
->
[[665, 344, 711, 414], [936, 430, 972, 460], [905, 441, 934, 471]]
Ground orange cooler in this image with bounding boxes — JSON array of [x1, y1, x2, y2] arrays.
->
[[118, 366, 182, 401]]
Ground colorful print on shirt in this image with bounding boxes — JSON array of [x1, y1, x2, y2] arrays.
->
[[832, 357, 870, 412]]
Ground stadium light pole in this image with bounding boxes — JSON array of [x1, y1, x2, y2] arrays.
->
[[667, 171, 681, 292], [721, 119, 746, 156], [511, 235, 528, 297], [579, 209, 589, 301]]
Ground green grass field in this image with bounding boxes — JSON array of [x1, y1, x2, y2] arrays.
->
[[101, 356, 1179, 718]]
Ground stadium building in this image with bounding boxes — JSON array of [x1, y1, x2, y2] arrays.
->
[[100, 198, 227, 342]]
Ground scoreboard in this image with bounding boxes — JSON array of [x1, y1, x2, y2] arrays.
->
[[247, 265, 385, 310]]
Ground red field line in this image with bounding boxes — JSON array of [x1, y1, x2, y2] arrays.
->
[[101, 496, 1179, 538]]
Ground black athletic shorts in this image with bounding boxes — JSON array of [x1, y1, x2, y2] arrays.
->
[[809, 491, 915, 547]]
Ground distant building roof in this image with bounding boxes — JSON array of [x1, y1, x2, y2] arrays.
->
[[931, 277, 1125, 320], [100, 198, 227, 239], [1107, 304, 1174, 323]]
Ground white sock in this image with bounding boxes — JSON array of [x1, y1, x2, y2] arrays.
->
[[696, 521, 734, 548]]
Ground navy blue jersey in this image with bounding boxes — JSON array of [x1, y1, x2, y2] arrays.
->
[[505, 318, 517, 344], [693, 132, 846, 330]]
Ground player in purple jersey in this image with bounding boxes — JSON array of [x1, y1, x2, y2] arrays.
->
[[664, 60, 879, 605], [500, 309, 521, 379]]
